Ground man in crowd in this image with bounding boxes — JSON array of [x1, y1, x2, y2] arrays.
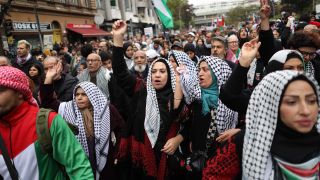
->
[[186, 32, 196, 47], [211, 36, 236, 69], [0, 66, 93, 179], [130, 50, 148, 81], [0, 56, 11, 66], [42, 56, 78, 102], [77, 53, 110, 97], [12, 40, 43, 75], [203, 31, 213, 55]]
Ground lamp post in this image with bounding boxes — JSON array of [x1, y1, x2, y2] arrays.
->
[[34, 0, 44, 51]]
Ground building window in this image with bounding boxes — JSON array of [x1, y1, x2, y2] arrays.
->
[[80, 0, 89, 7], [125, 0, 131, 11], [110, 0, 116, 6], [71, 0, 79, 5], [96, 0, 101, 8], [138, 7, 145, 17]]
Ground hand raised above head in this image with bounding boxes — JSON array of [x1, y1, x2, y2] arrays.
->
[[112, 20, 127, 37], [239, 38, 261, 68], [259, 0, 271, 19]]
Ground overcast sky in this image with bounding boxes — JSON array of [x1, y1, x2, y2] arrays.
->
[[188, 0, 279, 6]]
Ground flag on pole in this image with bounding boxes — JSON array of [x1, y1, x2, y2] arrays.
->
[[152, 0, 174, 29]]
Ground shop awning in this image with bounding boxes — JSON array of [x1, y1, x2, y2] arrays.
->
[[66, 27, 111, 37]]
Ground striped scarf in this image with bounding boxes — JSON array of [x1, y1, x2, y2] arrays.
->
[[77, 67, 110, 99]]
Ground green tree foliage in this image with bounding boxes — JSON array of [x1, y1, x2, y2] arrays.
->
[[226, 5, 259, 26], [281, 0, 313, 13], [167, 0, 194, 30]]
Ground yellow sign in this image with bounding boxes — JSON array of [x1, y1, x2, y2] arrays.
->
[[7, 36, 13, 45]]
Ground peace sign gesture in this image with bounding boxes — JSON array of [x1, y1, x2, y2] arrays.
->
[[260, 0, 271, 20]]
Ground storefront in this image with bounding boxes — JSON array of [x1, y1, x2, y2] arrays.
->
[[11, 21, 53, 49], [66, 24, 111, 43]]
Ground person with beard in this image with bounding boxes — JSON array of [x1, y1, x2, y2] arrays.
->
[[203, 70, 320, 179], [112, 20, 187, 180], [129, 50, 148, 82], [123, 42, 134, 70], [211, 36, 236, 70]]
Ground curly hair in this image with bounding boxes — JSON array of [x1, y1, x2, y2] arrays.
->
[[287, 32, 319, 49]]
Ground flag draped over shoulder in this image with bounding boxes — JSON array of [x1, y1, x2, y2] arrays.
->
[[152, 0, 174, 29]]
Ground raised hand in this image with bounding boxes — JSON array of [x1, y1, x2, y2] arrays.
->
[[112, 20, 127, 47], [239, 38, 261, 68], [44, 62, 62, 84], [112, 20, 127, 37], [260, 0, 271, 20]]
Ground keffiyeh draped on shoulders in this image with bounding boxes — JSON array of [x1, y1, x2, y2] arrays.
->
[[144, 58, 176, 148], [59, 81, 110, 179], [198, 56, 238, 133], [243, 70, 320, 179]]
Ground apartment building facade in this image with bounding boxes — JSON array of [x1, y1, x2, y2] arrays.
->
[[193, 0, 259, 27], [96, 0, 159, 37]]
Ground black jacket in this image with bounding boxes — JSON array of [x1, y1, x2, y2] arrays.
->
[[12, 56, 43, 76], [53, 74, 78, 102]]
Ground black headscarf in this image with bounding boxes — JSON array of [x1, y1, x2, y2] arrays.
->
[[271, 76, 320, 163]]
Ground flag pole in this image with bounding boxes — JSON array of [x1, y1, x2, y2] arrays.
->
[[151, 0, 173, 40]]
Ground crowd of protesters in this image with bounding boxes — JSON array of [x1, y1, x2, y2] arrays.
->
[[0, 1, 320, 179]]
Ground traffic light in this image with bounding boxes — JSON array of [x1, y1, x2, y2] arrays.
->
[[4, 19, 13, 36]]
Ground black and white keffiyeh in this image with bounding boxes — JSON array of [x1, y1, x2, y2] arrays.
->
[[242, 70, 320, 179], [144, 58, 176, 148], [305, 61, 315, 77], [77, 67, 110, 98], [59, 82, 110, 179], [169, 50, 201, 104], [198, 56, 238, 133]]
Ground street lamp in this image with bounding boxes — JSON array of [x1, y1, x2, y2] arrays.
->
[[33, 0, 44, 51]]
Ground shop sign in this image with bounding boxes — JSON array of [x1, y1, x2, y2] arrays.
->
[[13, 22, 52, 32], [66, 24, 96, 29], [144, 27, 153, 37]]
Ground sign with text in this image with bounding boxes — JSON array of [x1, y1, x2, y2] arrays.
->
[[66, 24, 96, 29], [13, 22, 52, 32], [144, 27, 153, 37]]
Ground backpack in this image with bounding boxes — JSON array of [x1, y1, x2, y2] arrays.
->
[[36, 108, 79, 153], [36, 108, 79, 179]]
